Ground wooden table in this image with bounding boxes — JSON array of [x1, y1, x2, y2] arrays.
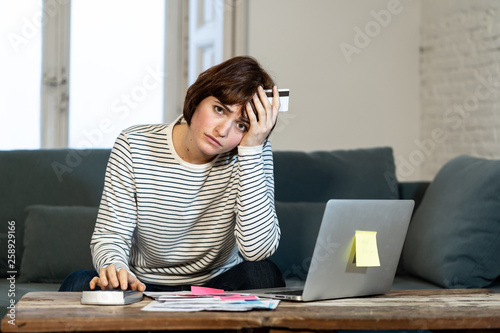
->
[[2, 289, 500, 332]]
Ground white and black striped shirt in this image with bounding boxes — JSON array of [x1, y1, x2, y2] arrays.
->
[[90, 119, 280, 285]]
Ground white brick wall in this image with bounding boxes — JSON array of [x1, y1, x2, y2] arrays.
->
[[418, 0, 500, 180]]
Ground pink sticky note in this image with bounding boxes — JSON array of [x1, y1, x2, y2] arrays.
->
[[190, 286, 225, 295], [220, 295, 259, 301]]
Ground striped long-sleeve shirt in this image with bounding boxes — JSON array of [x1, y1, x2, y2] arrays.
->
[[90, 120, 280, 285]]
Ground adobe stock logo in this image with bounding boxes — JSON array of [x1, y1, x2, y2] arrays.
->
[[339, 0, 405, 64]]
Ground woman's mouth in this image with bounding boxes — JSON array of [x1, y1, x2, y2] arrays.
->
[[205, 134, 222, 147]]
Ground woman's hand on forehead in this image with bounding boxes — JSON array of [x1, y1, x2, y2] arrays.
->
[[239, 85, 280, 147]]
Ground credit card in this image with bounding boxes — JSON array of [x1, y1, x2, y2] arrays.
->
[[265, 89, 289, 112]]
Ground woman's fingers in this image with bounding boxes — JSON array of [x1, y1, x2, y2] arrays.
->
[[118, 268, 129, 290], [241, 85, 280, 147], [88, 265, 127, 290], [253, 85, 279, 130], [270, 85, 280, 124]]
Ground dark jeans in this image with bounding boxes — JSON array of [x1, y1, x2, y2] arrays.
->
[[59, 259, 285, 292]]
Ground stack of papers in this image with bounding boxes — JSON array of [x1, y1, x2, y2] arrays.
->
[[142, 286, 280, 312]]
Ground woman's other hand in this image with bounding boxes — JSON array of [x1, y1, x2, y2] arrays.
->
[[89, 264, 146, 292]]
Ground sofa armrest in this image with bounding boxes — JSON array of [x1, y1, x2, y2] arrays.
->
[[398, 181, 430, 211]]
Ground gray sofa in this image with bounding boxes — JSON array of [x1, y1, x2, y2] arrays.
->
[[1, 147, 499, 318]]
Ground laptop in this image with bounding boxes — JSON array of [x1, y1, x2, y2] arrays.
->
[[238, 199, 414, 301]]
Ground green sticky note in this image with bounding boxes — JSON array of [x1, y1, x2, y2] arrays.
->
[[355, 230, 380, 267]]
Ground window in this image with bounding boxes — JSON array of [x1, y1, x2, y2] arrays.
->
[[69, 0, 166, 148], [0, 0, 42, 150]]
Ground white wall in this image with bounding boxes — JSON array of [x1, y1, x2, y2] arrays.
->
[[246, 0, 421, 180], [419, 0, 500, 180]]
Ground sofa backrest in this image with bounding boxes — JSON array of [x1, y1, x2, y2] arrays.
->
[[273, 147, 399, 201], [0, 149, 110, 276]]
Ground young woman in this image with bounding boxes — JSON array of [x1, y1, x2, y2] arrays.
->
[[60, 56, 285, 292]]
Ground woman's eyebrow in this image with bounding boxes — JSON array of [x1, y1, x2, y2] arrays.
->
[[214, 100, 234, 113], [222, 104, 234, 113], [215, 100, 250, 123]]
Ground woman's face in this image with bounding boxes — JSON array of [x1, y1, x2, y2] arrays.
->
[[189, 96, 249, 159]]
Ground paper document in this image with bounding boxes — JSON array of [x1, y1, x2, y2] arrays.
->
[[142, 286, 279, 312]]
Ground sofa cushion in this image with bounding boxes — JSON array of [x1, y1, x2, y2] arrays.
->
[[402, 155, 500, 288], [271, 201, 327, 281], [19, 205, 97, 283], [273, 147, 398, 202]]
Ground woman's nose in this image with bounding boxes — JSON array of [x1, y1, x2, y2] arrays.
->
[[214, 119, 231, 137]]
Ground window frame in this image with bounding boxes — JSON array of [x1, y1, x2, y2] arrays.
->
[[40, 0, 70, 148]]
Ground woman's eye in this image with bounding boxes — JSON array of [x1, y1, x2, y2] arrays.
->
[[215, 106, 224, 113], [237, 123, 248, 132]]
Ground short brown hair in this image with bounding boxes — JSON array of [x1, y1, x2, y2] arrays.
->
[[183, 56, 275, 125]]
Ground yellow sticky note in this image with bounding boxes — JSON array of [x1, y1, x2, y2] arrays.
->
[[355, 230, 380, 267]]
